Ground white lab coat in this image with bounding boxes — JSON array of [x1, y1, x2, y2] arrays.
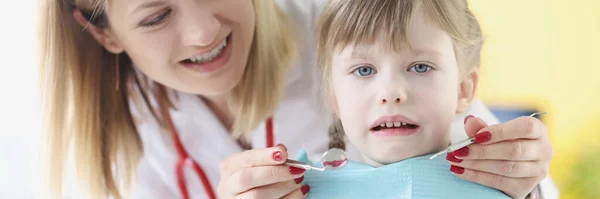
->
[[130, 0, 558, 198]]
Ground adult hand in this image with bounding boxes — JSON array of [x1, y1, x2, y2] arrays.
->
[[217, 144, 310, 199], [446, 116, 554, 199]]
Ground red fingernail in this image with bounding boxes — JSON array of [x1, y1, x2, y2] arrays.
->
[[453, 147, 470, 157], [301, 184, 310, 195], [464, 115, 474, 124], [276, 143, 287, 151], [446, 153, 463, 163], [474, 131, 492, 143], [272, 151, 282, 161], [294, 176, 304, 184], [289, 166, 306, 175], [450, 165, 465, 174]]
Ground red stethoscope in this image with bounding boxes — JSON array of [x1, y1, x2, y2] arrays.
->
[[164, 110, 275, 199]]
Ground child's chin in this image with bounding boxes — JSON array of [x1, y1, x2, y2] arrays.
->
[[365, 151, 422, 167], [365, 147, 438, 166]]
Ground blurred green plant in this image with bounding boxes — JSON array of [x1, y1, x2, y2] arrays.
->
[[559, 140, 600, 198]]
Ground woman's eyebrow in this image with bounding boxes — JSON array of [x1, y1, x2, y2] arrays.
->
[[129, 1, 167, 16]]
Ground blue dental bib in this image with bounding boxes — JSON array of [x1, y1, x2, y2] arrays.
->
[[295, 150, 509, 199]]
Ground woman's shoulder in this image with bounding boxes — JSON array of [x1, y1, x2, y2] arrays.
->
[[272, 0, 327, 88], [467, 99, 501, 125], [275, 0, 326, 28]]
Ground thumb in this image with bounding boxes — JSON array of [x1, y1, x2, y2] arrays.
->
[[464, 115, 488, 138]]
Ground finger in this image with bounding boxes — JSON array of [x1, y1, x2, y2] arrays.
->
[[450, 166, 541, 199], [220, 144, 288, 177], [474, 116, 547, 145], [446, 154, 546, 178], [464, 115, 488, 138], [453, 140, 553, 161], [229, 165, 306, 194], [235, 180, 304, 199], [281, 184, 310, 199]]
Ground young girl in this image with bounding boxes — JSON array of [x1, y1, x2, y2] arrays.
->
[[301, 0, 514, 197], [318, 0, 481, 166]]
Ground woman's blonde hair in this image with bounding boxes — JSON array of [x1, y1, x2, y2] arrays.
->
[[315, 0, 483, 149], [38, 0, 295, 198]]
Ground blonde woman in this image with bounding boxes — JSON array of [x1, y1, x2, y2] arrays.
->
[[39, 0, 557, 199]]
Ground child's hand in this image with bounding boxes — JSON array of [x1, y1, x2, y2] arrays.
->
[[217, 144, 309, 199], [446, 116, 553, 199]]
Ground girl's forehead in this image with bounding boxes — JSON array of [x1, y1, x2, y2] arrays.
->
[[330, 11, 455, 54], [332, 27, 452, 60]]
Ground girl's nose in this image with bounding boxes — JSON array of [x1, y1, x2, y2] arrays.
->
[[381, 97, 401, 104]]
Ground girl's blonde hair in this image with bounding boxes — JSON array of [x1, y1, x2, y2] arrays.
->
[[315, 0, 483, 149], [38, 0, 295, 198]]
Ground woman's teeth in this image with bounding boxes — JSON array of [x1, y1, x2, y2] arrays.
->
[[186, 39, 227, 64]]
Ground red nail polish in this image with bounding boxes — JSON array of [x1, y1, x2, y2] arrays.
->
[[294, 176, 304, 184], [276, 143, 287, 151], [464, 115, 474, 124], [289, 166, 306, 175], [450, 165, 465, 174], [301, 184, 310, 195], [446, 153, 463, 163], [453, 147, 470, 157], [272, 151, 282, 161], [474, 131, 492, 143]]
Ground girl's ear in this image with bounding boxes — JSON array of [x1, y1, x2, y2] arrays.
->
[[72, 8, 124, 54], [456, 69, 479, 113]]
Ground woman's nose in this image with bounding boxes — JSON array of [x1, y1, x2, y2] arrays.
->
[[181, 12, 221, 47]]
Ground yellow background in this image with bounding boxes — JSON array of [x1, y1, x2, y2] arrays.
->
[[470, 0, 600, 198]]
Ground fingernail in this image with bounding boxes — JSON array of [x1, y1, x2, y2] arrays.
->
[[272, 151, 282, 161], [453, 147, 470, 157], [276, 143, 287, 151], [450, 165, 465, 174], [301, 184, 310, 195], [294, 176, 304, 184], [474, 131, 492, 144], [446, 153, 463, 163], [289, 166, 306, 175], [464, 115, 474, 124]]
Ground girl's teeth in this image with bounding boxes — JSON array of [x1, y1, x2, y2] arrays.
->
[[376, 121, 414, 129]]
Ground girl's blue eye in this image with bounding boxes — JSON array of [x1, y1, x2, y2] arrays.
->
[[409, 64, 432, 73], [353, 66, 376, 77]]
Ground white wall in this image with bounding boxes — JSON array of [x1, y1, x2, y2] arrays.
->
[[0, 0, 40, 198]]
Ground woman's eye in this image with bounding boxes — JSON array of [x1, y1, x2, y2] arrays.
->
[[409, 64, 433, 74], [353, 66, 376, 77], [139, 9, 172, 28]]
